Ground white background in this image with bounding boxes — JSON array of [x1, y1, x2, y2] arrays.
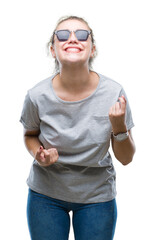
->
[[0, 0, 155, 239]]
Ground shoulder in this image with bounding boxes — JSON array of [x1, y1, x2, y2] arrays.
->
[[28, 75, 54, 103], [97, 73, 123, 97], [98, 73, 122, 90]]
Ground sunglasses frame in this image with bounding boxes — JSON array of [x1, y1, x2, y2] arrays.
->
[[54, 29, 91, 42]]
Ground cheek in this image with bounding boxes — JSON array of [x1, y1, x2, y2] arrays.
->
[[84, 41, 93, 53], [85, 44, 93, 58], [53, 44, 63, 60]]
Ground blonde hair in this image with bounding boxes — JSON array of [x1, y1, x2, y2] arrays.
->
[[47, 15, 97, 73]]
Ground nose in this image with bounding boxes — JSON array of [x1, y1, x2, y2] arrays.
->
[[68, 31, 78, 43]]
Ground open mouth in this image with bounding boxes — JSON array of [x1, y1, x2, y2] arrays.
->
[[65, 47, 82, 53]]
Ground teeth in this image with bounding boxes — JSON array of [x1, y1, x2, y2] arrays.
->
[[66, 48, 81, 53]]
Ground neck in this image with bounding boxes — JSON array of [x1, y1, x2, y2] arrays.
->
[[58, 64, 92, 92]]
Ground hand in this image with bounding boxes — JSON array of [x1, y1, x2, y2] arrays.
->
[[35, 146, 59, 167], [109, 95, 127, 135]]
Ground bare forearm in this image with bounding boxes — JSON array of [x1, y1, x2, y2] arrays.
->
[[112, 134, 136, 165], [23, 129, 59, 166], [24, 136, 42, 158], [109, 94, 136, 165]]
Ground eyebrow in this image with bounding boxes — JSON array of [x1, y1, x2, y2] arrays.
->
[[55, 29, 90, 31]]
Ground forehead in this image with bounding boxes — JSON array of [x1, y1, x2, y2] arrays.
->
[[56, 19, 89, 31]]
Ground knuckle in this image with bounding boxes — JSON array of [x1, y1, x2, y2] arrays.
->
[[120, 112, 125, 117], [44, 150, 50, 156]]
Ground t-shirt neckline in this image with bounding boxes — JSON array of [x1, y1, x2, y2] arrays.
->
[[50, 71, 102, 104]]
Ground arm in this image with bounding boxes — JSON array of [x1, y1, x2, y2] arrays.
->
[[111, 129, 136, 165], [109, 95, 136, 165], [23, 129, 59, 167], [24, 129, 42, 158]]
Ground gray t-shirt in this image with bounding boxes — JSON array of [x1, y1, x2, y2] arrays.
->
[[20, 72, 134, 203]]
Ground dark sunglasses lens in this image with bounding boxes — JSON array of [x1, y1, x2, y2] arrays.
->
[[57, 30, 70, 41], [75, 30, 89, 41]]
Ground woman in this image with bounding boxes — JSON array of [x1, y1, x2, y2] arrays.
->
[[20, 16, 136, 240]]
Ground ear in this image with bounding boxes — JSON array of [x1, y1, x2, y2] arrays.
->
[[50, 45, 56, 58]]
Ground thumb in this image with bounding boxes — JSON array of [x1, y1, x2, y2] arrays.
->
[[119, 96, 126, 111], [39, 146, 44, 153], [38, 146, 45, 161]]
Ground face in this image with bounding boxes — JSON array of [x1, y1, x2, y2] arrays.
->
[[51, 19, 95, 69]]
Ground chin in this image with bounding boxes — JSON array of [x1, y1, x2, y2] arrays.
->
[[61, 57, 87, 66]]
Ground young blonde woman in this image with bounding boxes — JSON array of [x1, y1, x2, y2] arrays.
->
[[20, 16, 135, 240]]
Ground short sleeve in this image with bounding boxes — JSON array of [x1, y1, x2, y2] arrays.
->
[[119, 88, 135, 131], [19, 91, 40, 130]]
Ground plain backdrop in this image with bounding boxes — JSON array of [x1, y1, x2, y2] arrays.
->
[[0, 0, 155, 239]]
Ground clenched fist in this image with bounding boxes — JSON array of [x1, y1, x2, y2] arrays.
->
[[35, 146, 59, 167], [109, 95, 127, 135]]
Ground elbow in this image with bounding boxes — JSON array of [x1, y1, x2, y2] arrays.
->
[[115, 156, 132, 166], [116, 155, 133, 166], [121, 157, 133, 166], [120, 149, 136, 166]]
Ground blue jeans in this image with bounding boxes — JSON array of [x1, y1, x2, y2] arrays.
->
[[27, 188, 117, 240]]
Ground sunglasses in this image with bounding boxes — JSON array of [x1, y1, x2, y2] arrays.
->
[[54, 29, 91, 42]]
